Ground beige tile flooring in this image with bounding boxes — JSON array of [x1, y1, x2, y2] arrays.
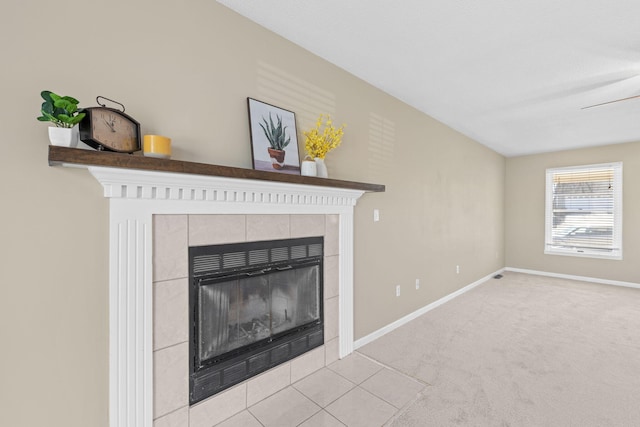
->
[[213, 353, 426, 427]]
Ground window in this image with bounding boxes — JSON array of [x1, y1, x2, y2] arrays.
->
[[545, 162, 622, 260]]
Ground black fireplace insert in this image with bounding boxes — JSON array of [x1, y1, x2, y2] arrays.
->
[[189, 236, 324, 404]]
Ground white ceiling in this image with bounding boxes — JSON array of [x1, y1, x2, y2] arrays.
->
[[217, 0, 640, 157]]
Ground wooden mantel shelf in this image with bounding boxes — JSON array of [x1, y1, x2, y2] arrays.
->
[[48, 146, 385, 193]]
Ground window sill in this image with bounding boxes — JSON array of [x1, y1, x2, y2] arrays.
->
[[544, 248, 622, 261]]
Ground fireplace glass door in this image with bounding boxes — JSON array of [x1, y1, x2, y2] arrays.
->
[[198, 263, 321, 363]]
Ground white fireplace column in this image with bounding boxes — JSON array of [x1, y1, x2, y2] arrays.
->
[[87, 166, 366, 427]]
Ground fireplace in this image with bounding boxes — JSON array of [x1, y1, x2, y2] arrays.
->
[[68, 162, 379, 426], [189, 237, 324, 403]]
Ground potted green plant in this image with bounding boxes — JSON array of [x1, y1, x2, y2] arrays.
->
[[36, 90, 86, 147], [259, 113, 290, 169]]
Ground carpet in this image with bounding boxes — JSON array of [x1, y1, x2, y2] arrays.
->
[[358, 272, 640, 426]]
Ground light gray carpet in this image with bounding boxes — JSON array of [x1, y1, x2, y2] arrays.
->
[[359, 272, 640, 426]]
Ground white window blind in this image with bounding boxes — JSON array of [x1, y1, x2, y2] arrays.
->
[[545, 162, 622, 260]]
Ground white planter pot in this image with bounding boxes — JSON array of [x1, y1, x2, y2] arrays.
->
[[301, 159, 317, 176], [48, 126, 79, 148]]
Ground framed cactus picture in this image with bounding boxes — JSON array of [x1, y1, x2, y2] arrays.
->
[[248, 98, 301, 174]]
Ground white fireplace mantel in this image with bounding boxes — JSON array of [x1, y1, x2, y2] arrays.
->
[[50, 146, 383, 427]]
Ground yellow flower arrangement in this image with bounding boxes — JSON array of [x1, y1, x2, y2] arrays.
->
[[303, 114, 345, 159]]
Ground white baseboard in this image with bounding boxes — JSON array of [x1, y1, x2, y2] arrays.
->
[[504, 267, 640, 290], [353, 268, 505, 351]]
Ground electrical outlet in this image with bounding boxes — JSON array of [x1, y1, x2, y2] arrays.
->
[[373, 209, 380, 222], [415, 279, 420, 290], [456, 265, 460, 274], [396, 285, 401, 297]]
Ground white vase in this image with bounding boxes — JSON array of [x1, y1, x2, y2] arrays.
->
[[301, 159, 317, 176], [314, 157, 328, 178], [48, 126, 79, 148]]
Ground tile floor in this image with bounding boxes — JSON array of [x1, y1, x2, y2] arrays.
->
[[212, 353, 426, 427]]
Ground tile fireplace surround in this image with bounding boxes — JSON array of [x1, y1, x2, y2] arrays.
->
[[74, 160, 375, 427], [154, 213, 339, 426]]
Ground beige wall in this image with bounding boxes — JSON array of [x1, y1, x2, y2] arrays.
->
[[1, 1, 504, 425], [505, 141, 640, 283]]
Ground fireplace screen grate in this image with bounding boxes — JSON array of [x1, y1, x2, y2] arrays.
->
[[192, 240, 323, 276], [189, 236, 324, 404]]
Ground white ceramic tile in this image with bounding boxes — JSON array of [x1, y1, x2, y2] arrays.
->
[[360, 368, 425, 409], [247, 363, 291, 407], [154, 278, 188, 350], [290, 214, 325, 238], [154, 406, 188, 427], [291, 346, 325, 384], [214, 410, 262, 427], [324, 296, 339, 341], [246, 214, 290, 241], [188, 214, 246, 246], [189, 384, 247, 427], [154, 343, 189, 419], [323, 255, 339, 300], [327, 353, 383, 385], [249, 387, 320, 427], [324, 215, 339, 256], [293, 368, 355, 408], [324, 338, 340, 366], [154, 215, 188, 281], [299, 410, 345, 427], [325, 387, 397, 427]]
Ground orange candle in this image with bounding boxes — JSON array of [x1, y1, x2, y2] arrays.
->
[[143, 135, 171, 159]]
